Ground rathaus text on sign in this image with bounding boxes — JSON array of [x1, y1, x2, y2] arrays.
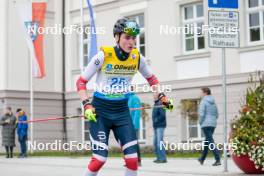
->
[[208, 10, 239, 48]]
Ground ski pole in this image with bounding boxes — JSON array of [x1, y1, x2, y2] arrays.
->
[[18, 105, 166, 124]]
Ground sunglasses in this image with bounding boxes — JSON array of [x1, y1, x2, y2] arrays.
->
[[123, 22, 140, 36]]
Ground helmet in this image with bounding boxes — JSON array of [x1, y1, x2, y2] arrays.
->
[[113, 18, 140, 37]]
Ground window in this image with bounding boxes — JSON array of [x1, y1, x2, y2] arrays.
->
[[83, 28, 89, 68], [188, 118, 199, 138], [249, 0, 259, 7], [181, 99, 204, 140], [77, 25, 90, 70], [81, 26, 90, 68], [247, 0, 264, 42], [129, 102, 148, 143], [139, 117, 146, 142], [84, 120, 90, 141], [182, 3, 205, 52], [127, 14, 146, 56], [77, 107, 90, 142], [138, 102, 147, 142], [79, 106, 91, 142], [0, 100, 4, 114]]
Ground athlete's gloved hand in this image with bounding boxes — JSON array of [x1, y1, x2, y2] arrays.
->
[[82, 99, 96, 122], [158, 93, 174, 111]]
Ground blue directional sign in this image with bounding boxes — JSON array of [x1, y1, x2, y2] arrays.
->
[[208, 0, 238, 9]]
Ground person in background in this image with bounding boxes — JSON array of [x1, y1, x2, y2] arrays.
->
[[16, 108, 28, 158], [0, 107, 17, 158], [198, 87, 221, 166], [152, 94, 167, 163], [128, 89, 142, 166]]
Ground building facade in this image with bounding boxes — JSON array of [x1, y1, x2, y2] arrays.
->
[[0, 0, 264, 151]]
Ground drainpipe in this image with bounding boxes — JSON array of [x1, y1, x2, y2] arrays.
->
[[62, 0, 67, 143]]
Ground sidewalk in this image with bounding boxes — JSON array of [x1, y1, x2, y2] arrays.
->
[[0, 156, 258, 176]]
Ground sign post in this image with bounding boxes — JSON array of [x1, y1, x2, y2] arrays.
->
[[221, 47, 227, 172], [208, 0, 239, 172]]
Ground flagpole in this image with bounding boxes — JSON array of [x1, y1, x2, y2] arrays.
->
[[80, 0, 84, 69], [30, 52, 34, 154], [80, 0, 85, 142]]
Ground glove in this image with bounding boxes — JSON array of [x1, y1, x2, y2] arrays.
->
[[84, 109, 96, 122], [82, 99, 97, 122], [158, 93, 174, 111], [163, 99, 174, 111]]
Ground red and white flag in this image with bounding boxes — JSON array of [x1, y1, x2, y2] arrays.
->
[[15, 0, 47, 78]]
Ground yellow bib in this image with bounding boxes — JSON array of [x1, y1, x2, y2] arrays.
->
[[93, 46, 140, 100], [100, 46, 139, 76]]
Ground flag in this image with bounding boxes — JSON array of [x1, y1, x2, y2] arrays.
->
[[15, 0, 47, 78], [86, 0, 97, 63]]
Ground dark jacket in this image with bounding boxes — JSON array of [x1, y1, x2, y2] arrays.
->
[[152, 100, 166, 128], [0, 113, 17, 147]]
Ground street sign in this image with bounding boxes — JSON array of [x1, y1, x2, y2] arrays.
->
[[207, 1, 240, 173], [208, 10, 239, 48], [208, 0, 238, 9]]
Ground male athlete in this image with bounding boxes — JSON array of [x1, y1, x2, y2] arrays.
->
[[76, 18, 173, 176]]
